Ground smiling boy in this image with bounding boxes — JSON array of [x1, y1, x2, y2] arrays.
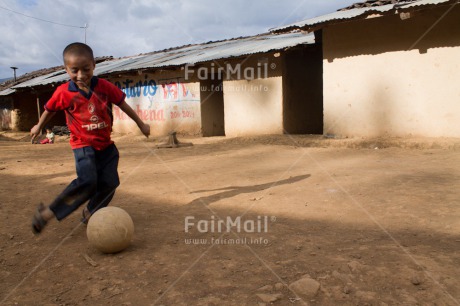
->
[[30, 42, 150, 234]]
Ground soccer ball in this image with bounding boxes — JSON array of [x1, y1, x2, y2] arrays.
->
[[86, 207, 134, 253]]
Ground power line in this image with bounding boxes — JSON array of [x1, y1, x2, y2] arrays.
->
[[0, 5, 86, 28]]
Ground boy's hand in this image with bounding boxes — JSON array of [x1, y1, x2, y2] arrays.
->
[[30, 125, 41, 142], [139, 123, 150, 138], [30, 110, 55, 143]]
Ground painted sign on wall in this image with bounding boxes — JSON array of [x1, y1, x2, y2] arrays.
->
[[110, 76, 201, 136]]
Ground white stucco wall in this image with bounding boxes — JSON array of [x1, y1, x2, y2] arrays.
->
[[109, 74, 201, 137], [223, 77, 283, 136], [322, 6, 460, 137]]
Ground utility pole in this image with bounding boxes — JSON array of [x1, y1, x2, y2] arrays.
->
[[84, 23, 88, 43], [10, 67, 18, 82]]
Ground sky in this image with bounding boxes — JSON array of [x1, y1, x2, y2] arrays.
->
[[0, 0, 358, 79]]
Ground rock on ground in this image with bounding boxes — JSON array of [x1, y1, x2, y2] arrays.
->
[[288, 277, 320, 301], [256, 293, 283, 303]]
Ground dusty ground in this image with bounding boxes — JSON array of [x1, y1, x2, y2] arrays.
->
[[0, 132, 459, 305]]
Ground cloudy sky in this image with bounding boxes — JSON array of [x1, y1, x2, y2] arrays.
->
[[0, 0, 358, 79]]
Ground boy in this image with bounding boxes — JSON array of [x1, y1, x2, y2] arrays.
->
[[31, 42, 150, 234]]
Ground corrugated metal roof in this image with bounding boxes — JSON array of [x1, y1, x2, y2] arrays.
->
[[8, 70, 68, 90], [0, 88, 15, 96], [6, 32, 314, 92], [401, 0, 454, 8], [96, 32, 313, 73], [338, 0, 415, 11], [271, 0, 454, 32]]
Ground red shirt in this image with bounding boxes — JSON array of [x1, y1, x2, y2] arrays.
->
[[45, 77, 125, 150]]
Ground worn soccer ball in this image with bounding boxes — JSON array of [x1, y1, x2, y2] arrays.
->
[[87, 207, 134, 254]]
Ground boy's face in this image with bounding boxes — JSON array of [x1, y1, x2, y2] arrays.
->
[[64, 54, 95, 90]]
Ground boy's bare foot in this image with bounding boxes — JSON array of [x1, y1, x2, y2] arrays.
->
[[32, 203, 54, 234]]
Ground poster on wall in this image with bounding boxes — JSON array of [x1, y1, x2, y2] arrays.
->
[[111, 75, 201, 136]]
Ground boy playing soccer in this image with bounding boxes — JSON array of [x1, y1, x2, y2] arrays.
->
[[30, 42, 150, 234]]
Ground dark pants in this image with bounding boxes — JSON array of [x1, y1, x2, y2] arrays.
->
[[49, 144, 120, 221]]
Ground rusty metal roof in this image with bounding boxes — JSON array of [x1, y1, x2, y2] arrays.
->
[[271, 0, 455, 32], [1, 31, 314, 94], [338, 0, 415, 10]]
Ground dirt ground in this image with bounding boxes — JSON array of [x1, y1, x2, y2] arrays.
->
[[0, 132, 459, 305]]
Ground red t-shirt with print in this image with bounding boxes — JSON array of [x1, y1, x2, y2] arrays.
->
[[45, 77, 125, 150]]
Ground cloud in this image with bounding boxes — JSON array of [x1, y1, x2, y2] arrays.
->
[[0, 0, 357, 78]]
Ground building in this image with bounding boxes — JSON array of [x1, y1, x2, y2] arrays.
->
[[5, 0, 454, 139], [1, 32, 321, 137], [273, 0, 460, 138]]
